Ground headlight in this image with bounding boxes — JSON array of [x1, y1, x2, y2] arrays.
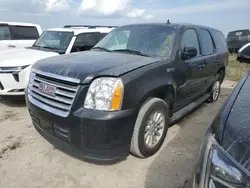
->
[[205, 142, 248, 188], [0, 65, 29, 73], [84, 77, 124, 111]]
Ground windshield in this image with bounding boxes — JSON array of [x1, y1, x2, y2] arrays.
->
[[0, 25, 11, 40], [93, 25, 175, 58], [33, 31, 73, 52]]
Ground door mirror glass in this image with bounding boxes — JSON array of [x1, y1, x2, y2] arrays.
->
[[237, 43, 250, 63], [182, 46, 198, 60]]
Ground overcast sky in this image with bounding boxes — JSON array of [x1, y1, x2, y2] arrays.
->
[[0, 0, 249, 35]]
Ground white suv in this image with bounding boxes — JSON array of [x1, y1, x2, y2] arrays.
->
[[0, 22, 42, 51], [0, 25, 115, 95]]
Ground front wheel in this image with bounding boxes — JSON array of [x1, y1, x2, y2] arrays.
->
[[130, 98, 169, 158]]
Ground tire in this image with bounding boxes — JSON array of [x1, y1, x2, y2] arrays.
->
[[207, 74, 221, 103], [130, 98, 169, 158]]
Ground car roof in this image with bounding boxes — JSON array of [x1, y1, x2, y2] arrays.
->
[[0, 21, 40, 28], [121, 23, 222, 33], [46, 27, 114, 35]]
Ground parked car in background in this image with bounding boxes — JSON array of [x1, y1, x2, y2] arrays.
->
[[227, 29, 250, 53], [190, 46, 250, 188], [237, 42, 250, 63], [0, 22, 42, 51], [26, 23, 228, 162], [0, 25, 114, 95]]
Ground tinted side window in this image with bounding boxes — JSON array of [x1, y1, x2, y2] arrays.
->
[[10, 26, 39, 40], [71, 33, 100, 52], [75, 33, 100, 46], [199, 29, 215, 55], [181, 29, 200, 55], [0, 25, 11, 40], [211, 31, 228, 53], [99, 33, 108, 40]]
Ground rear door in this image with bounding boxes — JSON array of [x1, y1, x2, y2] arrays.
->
[[198, 29, 218, 90]]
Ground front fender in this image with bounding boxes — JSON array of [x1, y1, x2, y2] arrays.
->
[[121, 63, 177, 110]]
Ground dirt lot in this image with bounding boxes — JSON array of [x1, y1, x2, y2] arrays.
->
[[0, 81, 237, 188]]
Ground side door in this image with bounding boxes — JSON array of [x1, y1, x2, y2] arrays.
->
[[198, 29, 218, 90], [175, 28, 206, 109]]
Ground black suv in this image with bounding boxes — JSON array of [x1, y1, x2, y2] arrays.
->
[[26, 23, 228, 162], [227, 29, 250, 52]]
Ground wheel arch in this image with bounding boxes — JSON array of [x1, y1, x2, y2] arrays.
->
[[138, 84, 176, 112], [217, 67, 226, 83]]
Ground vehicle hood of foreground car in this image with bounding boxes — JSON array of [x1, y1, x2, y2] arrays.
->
[[33, 51, 161, 83], [222, 73, 250, 170], [0, 48, 58, 67]]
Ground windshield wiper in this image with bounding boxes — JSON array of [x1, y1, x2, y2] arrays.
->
[[91, 47, 111, 52], [32, 44, 41, 49], [112, 49, 150, 57], [42, 46, 58, 51]]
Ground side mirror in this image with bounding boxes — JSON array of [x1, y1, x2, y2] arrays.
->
[[237, 43, 250, 63], [181, 46, 198, 60]]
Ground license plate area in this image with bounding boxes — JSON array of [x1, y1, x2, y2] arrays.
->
[[30, 113, 54, 135]]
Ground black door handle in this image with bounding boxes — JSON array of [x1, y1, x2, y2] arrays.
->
[[198, 63, 206, 70], [214, 57, 220, 63], [8, 44, 16, 48]]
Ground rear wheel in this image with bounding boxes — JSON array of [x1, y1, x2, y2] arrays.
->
[[207, 75, 221, 103], [130, 98, 169, 158]]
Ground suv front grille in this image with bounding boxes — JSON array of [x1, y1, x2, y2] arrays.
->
[[28, 69, 80, 117]]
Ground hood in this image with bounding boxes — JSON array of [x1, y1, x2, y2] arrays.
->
[[33, 51, 160, 83], [222, 74, 250, 167], [0, 48, 58, 67]]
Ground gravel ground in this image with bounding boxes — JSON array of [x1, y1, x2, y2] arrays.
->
[[0, 81, 237, 188]]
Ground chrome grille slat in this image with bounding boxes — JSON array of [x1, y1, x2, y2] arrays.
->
[[30, 80, 75, 99], [28, 89, 70, 111], [56, 89, 75, 99], [31, 76, 78, 92], [28, 86, 73, 105], [28, 69, 80, 117]]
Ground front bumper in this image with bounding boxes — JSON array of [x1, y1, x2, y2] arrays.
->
[[27, 97, 137, 163], [0, 66, 31, 95], [191, 128, 249, 188]]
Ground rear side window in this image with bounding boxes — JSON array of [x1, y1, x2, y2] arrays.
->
[[10, 26, 39, 40], [211, 31, 228, 53], [199, 29, 215, 55], [181, 29, 200, 55], [0, 25, 11, 40]]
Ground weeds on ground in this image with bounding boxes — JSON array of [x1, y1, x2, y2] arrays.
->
[[226, 54, 250, 82]]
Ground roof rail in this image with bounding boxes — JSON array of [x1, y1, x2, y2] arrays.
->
[[63, 25, 117, 29]]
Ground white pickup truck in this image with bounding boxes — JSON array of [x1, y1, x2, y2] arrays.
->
[[0, 22, 42, 51], [0, 25, 115, 95]]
